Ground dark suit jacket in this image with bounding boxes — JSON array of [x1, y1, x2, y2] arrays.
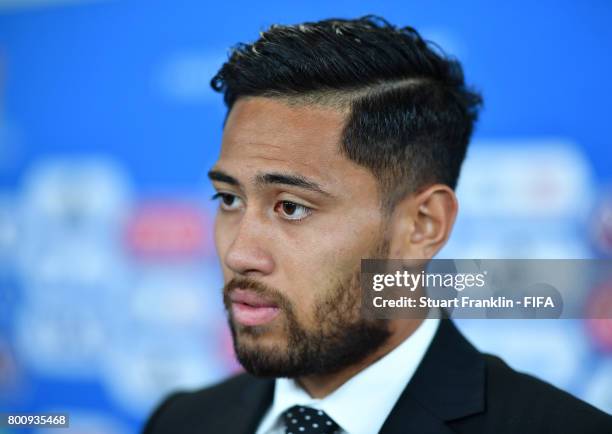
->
[[143, 320, 612, 433]]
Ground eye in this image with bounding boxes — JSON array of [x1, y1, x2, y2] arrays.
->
[[211, 192, 244, 211], [274, 200, 312, 221]]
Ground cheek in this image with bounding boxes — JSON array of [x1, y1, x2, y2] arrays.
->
[[214, 215, 233, 275], [283, 219, 381, 316], [313, 213, 382, 270]]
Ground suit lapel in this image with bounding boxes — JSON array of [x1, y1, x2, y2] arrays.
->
[[209, 320, 484, 434], [378, 396, 456, 434], [380, 319, 485, 433], [208, 376, 275, 434]]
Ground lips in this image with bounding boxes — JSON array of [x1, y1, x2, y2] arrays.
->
[[230, 288, 280, 326], [230, 289, 278, 307]]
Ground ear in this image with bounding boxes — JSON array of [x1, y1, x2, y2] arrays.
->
[[387, 184, 458, 259]]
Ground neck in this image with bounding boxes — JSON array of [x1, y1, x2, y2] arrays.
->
[[296, 318, 424, 399]]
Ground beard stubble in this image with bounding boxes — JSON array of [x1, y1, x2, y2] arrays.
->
[[222, 233, 392, 378]]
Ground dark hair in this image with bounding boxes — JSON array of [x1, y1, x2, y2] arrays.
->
[[211, 15, 482, 210]]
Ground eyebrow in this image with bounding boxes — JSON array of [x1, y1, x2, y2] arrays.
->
[[256, 172, 332, 197], [208, 170, 240, 186], [207, 169, 332, 197]]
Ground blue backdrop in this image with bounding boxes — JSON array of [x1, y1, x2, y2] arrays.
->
[[0, 1, 611, 433]]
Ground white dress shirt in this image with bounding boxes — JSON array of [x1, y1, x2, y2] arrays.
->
[[255, 317, 440, 434]]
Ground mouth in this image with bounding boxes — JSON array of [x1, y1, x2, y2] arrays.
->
[[229, 288, 280, 326]]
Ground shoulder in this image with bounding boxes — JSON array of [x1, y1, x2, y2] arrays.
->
[[142, 372, 269, 434], [482, 353, 612, 433]]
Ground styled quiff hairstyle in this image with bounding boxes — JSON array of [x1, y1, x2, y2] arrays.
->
[[211, 15, 482, 210]]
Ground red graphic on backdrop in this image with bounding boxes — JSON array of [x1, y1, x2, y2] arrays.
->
[[124, 200, 214, 260], [585, 280, 612, 353]]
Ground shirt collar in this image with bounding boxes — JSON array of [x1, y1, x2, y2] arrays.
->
[[256, 317, 440, 434]]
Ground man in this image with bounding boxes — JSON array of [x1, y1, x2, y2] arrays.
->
[[143, 16, 612, 434]]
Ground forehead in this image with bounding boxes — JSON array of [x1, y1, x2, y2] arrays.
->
[[217, 97, 349, 181]]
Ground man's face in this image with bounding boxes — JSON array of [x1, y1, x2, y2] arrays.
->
[[211, 97, 391, 377]]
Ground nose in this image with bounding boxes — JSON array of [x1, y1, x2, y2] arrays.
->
[[223, 213, 275, 277]]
